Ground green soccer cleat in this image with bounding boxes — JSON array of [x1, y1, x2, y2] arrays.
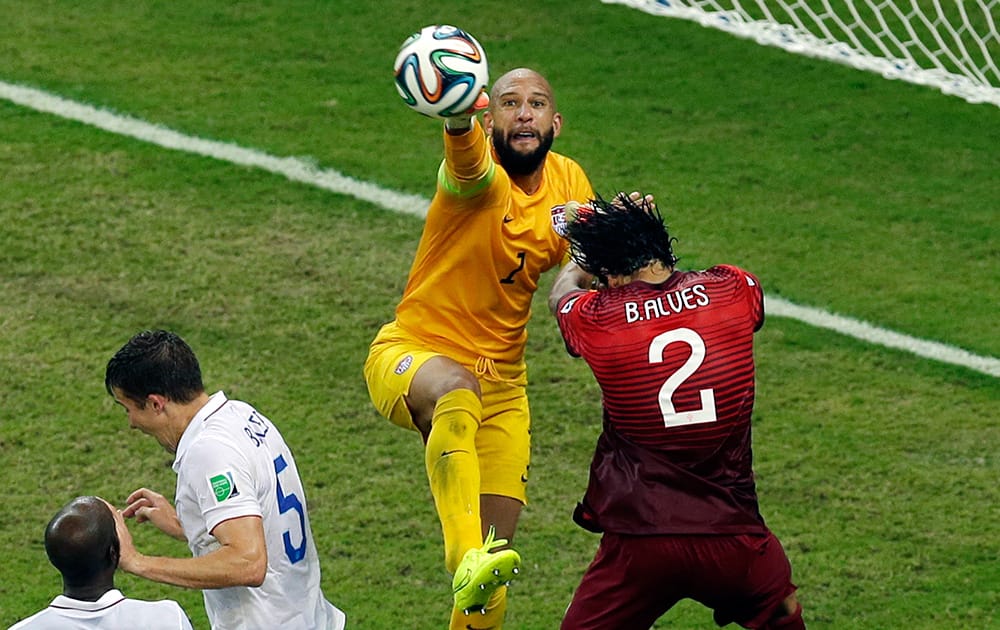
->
[[452, 525, 522, 615]]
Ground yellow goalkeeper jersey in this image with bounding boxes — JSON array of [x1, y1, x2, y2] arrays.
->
[[394, 119, 594, 366]]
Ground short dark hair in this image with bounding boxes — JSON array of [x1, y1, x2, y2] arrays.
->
[[105, 330, 204, 406], [45, 497, 119, 586], [565, 193, 678, 280]]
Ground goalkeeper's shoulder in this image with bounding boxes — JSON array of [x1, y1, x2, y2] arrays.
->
[[546, 151, 594, 195]]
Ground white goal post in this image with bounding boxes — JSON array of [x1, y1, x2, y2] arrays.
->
[[603, 0, 1000, 107]]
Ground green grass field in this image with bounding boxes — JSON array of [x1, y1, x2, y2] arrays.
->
[[1, 1, 997, 628]]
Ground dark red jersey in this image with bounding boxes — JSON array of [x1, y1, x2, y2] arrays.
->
[[555, 264, 768, 535]]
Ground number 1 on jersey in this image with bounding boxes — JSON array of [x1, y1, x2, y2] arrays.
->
[[500, 251, 526, 284]]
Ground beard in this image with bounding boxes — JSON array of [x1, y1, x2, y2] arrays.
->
[[492, 129, 555, 176]]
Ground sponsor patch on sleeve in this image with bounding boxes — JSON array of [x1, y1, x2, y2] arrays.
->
[[208, 470, 240, 504]]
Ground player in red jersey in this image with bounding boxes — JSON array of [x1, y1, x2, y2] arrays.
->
[[549, 194, 805, 630]]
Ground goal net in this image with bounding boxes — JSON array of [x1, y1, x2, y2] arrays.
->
[[603, 0, 1000, 107]]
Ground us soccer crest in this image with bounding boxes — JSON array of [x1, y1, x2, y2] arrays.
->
[[551, 201, 587, 237], [551, 204, 569, 237]]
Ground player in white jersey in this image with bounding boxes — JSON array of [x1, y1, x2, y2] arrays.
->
[[9, 591, 193, 630], [103, 330, 346, 630], [9, 495, 193, 630]]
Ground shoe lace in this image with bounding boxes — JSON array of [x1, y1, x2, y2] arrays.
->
[[480, 525, 508, 553]]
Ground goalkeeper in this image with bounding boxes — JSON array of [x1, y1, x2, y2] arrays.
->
[[363, 67, 593, 629]]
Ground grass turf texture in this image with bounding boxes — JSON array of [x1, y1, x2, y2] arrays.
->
[[1, 1, 997, 628]]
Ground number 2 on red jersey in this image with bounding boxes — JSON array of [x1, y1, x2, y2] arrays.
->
[[649, 327, 718, 428]]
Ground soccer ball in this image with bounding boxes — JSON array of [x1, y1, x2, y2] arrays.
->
[[393, 24, 489, 119]]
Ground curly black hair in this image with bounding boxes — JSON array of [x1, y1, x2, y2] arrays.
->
[[565, 193, 678, 280]]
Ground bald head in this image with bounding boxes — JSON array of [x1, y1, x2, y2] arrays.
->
[[489, 68, 557, 110], [45, 496, 119, 587]]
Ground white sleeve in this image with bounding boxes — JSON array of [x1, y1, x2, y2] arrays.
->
[[175, 601, 195, 630], [184, 437, 262, 534]]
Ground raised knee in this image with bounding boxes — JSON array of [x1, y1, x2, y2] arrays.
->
[[432, 371, 480, 400], [407, 360, 481, 433]]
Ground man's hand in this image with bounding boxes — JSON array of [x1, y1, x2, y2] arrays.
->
[[445, 90, 490, 133], [615, 191, 656, 212], [98, 497, 143, 574], [122, 488, 186, 540]]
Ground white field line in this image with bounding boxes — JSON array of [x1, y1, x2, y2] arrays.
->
[[765, 297, 1000, 377], [0, 81, 429, 218], [2, 79, 998, 378]]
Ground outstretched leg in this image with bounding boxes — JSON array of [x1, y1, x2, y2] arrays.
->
[[406, 357, 523, 626], [407, 357, 487, 572], [425, 388, 485, 571]]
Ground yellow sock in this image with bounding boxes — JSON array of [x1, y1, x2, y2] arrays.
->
[[425, 388, 483, 573], [450, 585, 507, 630]]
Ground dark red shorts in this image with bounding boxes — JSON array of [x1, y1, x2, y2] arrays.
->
[[560, 531, 797, 630]]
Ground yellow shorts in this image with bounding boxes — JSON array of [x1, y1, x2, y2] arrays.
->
[[363, 321, 532, 504]]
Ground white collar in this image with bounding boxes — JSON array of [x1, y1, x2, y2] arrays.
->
[[173, 391, 228, 471], [49, 589, 126, 612]]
